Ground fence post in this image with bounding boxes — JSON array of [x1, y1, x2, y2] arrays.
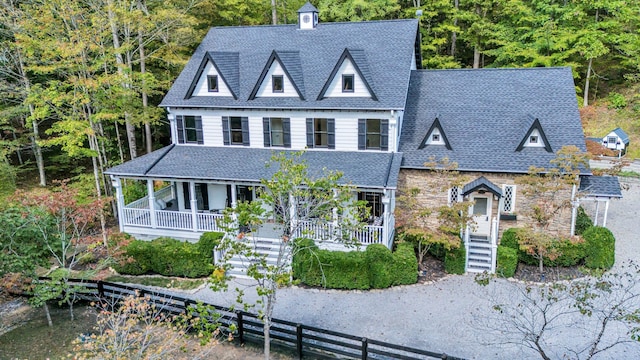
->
[[296, 324, 303, 359], [97, 281, 104, 298], [361, 338, 368, 360], [236, 311, 244, 345]]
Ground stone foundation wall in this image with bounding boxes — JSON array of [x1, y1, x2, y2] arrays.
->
[[397, 169, 574, 240]]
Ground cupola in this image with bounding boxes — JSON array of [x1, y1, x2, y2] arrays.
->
[[297, 2, 319, 30]]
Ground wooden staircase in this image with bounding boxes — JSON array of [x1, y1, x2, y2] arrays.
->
[[225, 237, 290, 278], [466, 234, 493, 273]]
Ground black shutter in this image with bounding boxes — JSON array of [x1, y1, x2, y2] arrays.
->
[[358, 119, 366, 150], [176, 115, 185, 144], [195, 116, 204, 144], [263, 118, 271, 147], [328, 118, 335, 149], [306, 118, 314, 148], [241, 117, 250, 146], [283, 118, 291, 148], [380, 119, 389, 151], [222, 117, 230, 145]]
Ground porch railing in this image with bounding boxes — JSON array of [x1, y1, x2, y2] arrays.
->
[[156, 210, 193, 230], [295, 221, 384, 245], [125, 186, 173, 209], [123, 208, 224, 233], [197, 212, 224, 232], [123, 208, 151, 227]]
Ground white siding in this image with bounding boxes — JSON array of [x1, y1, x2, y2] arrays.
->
[[335, 117, 359, 151], [324, 60, 371, 98], [290, 117, 307, 149], [193, 62, 233, 97], [249, 116, 264, 148], [255, 61, 300, 98], [525, 128, 545, 148]]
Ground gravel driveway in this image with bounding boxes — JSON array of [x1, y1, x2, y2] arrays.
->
[[187, 179, 640, 359]]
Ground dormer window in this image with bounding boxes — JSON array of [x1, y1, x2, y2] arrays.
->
[[207, 75, 218, 92], [529, 135, 538, 144], [272, 75, 284, 92], [342, 74, 354, 92], [432, 134, 440, 142]]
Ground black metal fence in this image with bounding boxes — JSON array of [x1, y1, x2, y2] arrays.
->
[[46, 278, 465, 360]]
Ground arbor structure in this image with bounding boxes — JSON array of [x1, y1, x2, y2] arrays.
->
[[211, 151, 366, 360]]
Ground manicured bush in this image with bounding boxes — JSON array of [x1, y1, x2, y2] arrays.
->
[[575, 206, 594, 236], [501, 228, 587, 267], [115, 236, 217, 278], [583, 226, 615, 269], [496, 246, 518, 278], [427, 242, 447, 260], [292, 240, 417, 289], [366, 244, 394, 288], [391, 242, 418, 285], [198, 232, 224, 259], [444, 244, 466, 275], [500, 228, 519, 251]]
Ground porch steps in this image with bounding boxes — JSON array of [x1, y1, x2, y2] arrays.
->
[[225, 237, 290, 278], [466, 235, 493, 273]]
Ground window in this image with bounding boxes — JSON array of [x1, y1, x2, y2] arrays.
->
[[306, 118, 335, 149], [448, 186, 461, 206], [236, 185, 254, 202], [263, 118, 290, 148], [176, 115, 203, 144], [342, 74, 354, 92], [529, 135, 538, 144], [358, 191, 383, 221], [358, 119, 388, 151], [608, 136, 617, 144], [432, 134, 440, 142], [222, 116, 249, 146], [502, 185, 516, 213], [272, 75, 284, 92], [182, 182, 209, 210], [207, 75, 218, 92]]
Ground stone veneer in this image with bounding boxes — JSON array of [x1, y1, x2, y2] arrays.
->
[[397, 169, 574, 241]]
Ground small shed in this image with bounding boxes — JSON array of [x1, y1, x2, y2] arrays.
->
[[601, 127, 630, 156], [577, 175, 623, 228]]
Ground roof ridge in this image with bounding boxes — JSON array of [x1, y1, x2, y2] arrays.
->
[[206, 18, 417, 31], [413, 66, 571, 73]]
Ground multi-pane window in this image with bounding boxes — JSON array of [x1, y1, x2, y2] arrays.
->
[[176, 115, 203, 144], [358, 119, 388, 151], [314, 119, 328, 147], [502, 185, 516, 213], [366, 119, 381, 149], [207, 75, 218, 92], [263, 118, 290, 148], [270, 118, 284, 146], [448, 186, 461, 206], [358, 191, 383, 220], [272, 75, 284, 92], [230, 117, 243, 144], [342, 74, 354, 92]]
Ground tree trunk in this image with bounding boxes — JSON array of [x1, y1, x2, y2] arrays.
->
[[18, 53, 46, 186], [473, 46, 481, 69], [115, 121, 125, 164], [539, 256, 544, 274], [583, 57, 593, 107], [43, 302, 52, 327], [271, 0, 277, 25], [138, 24, 152, 154], [451, 0, 458, 57]]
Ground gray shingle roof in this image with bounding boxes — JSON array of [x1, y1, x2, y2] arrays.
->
[[105, 146, 402, 189], [612, 127, 630, 144], [462, 176, 502, 197], [160, 19, 418, 110], [297, 2, 318, 13], [399, 67, 588, 173], [579, 176, 623, 198]]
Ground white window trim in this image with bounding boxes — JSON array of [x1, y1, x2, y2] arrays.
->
[[501, 184, 517, 214], [447, 186, 462, 206]]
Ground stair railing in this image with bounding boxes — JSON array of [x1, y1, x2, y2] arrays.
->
[[490, 217, 498, 273]]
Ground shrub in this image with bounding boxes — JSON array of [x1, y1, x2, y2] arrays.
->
[[115, 237, 216, 278], [366, 244, 394, 288], [549, 238, 587, 267], [427, 242, 447, 260], [198, 232, 224, 259], [607, 92, 627, 109], [583, 226, 615, 269], [500, 228, 519, 250], [496, 246, 518, 278], [292, 240, 417, 289], [391, 242, 418, 285], [575, 206, 593, 236], [444, 244, 466, 275]]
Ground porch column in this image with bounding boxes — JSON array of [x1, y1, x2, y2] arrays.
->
[[147, 179, 157, 229], [111, 176, 125, 232], [230, 184, 238, 209], [382, 191, 391, 248], [190, 181, 198, 231], [570, 184, 578, 236], [603, 199, 610, 227]]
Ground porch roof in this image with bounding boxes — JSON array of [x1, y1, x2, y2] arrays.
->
[[105, 145, 403, 189], [579, 175, 623, 198], [462, 176, 502, 197]]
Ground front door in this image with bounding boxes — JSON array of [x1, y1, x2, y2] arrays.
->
[[471, 194, 492, 235]]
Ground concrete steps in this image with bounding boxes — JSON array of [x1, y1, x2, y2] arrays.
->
[[466, 235, 493, 273], [226, 237, 290, 278]]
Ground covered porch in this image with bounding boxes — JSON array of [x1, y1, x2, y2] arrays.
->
[[106, 146, 402, 247]]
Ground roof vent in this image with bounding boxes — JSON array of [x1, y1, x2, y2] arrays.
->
[[298, 2, 318, 30]]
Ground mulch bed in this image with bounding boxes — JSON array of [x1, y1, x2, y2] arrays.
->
[[417, 254, 448, 283], [512, 263, 587, 283]]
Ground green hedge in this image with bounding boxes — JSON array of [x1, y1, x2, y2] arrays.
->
[[583, 226, 615, 269], [575, 206, 594, 236], [496, 246, 518, 278], [115, 232, 224, 278], [293, 240, 417, 289], [444, 244, 466, 275]]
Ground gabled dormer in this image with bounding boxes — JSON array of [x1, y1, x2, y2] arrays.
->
[[185, 52, 239, 99], [297, 2, 319, 30], [516, 116, 552, 152], [418, 117, 452, 150], [317, 48, 378, 100], [249, 51, 305, 100]]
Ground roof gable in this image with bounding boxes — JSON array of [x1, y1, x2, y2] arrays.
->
[[249, 50, 305, 100], [317, 49, 377, 101], [516, 117, 552, 152], [608, 127, 630, 144], [418, 117, 452, 150], [462, 176, 502, 197], [185, 52, 239, 99]]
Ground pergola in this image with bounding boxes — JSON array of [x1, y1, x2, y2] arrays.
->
[[578, 175, 623, 227]]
